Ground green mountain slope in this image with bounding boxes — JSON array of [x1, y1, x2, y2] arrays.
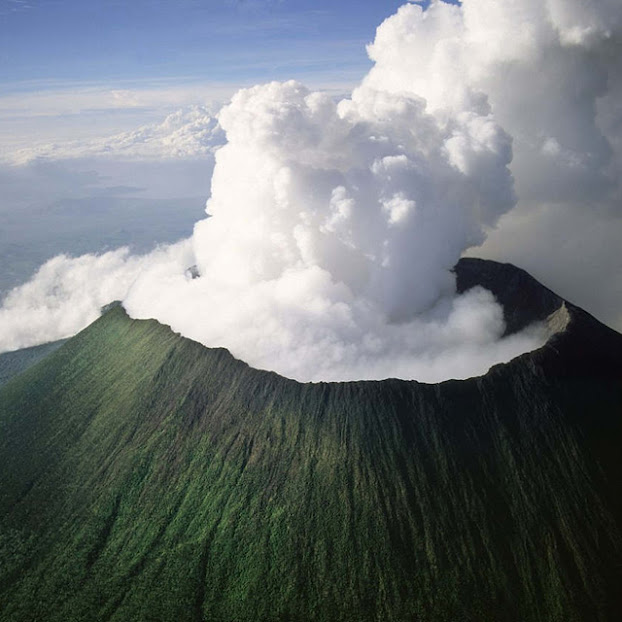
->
[[0, 339, 67, 388], [0, 259, 621, 622]]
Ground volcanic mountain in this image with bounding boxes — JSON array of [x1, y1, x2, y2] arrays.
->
[[0, 258, 620, 622]]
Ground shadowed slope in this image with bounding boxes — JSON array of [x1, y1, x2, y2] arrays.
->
[[0, 259, 621, 622], [455, 258, 565, 335], [0, 339, 67, 388]]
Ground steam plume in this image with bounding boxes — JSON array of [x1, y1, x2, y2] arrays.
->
[[3, 0, 621, 382]]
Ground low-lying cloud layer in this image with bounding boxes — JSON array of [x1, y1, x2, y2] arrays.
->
[[3, 106, 226, 165], [2, 0, 621, 382]]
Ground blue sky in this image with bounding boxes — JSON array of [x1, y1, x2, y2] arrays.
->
[[0, 0, 434, 92], [0, 0, 448, 155]]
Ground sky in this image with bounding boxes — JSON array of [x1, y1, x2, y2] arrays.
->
[[0, 0, 437, 153], [0, 0, 621, 382], [1, 0, 420, 86], [0, 0, 418, 289]]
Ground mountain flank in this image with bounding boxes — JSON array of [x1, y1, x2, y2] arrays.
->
[[0, 339, 67, 388], [0, 259, 621, 622]]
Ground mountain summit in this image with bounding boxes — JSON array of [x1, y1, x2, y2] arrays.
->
[[0, 259, 620, 622]]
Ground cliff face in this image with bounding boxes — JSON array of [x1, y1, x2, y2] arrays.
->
[[0, 259, 620, 622]]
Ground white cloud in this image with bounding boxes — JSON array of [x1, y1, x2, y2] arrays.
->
[[366, 0, 622, 329], [3, 0, 621, 381], [0, 79, 354, 163], [2, 106, 226, 164], [0, 245, 188, 353], [0, 81, 235, 120]]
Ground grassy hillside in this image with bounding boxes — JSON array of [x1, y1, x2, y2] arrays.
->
[[0, 339, 67, 388], [0, 263, 621, 621]]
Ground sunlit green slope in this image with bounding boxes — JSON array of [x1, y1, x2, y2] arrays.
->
[[0, 260, 621, 622]]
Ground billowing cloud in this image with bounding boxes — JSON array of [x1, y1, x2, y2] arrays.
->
[[365, 0, 621, 207], [2, 0, 621, 381], [192, 79, 514, 320], [386, 0, 622, 330]]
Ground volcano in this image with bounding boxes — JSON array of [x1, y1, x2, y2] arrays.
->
[[0, 258, 620, 622]]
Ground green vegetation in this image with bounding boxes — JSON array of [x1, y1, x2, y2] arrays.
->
[[0, 339, 67, 388], [0, 266, 621, 621]]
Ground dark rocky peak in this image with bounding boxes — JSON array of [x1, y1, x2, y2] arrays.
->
[[454, 257, 564, 336]]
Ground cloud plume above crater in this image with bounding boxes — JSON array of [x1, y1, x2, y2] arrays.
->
[[2, 0, 621, 382]]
